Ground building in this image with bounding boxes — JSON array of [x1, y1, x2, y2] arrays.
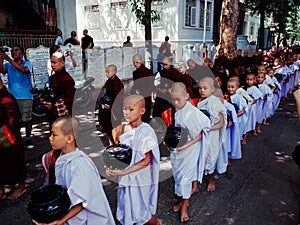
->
[[56, 0, 215, 62], [0, 0, 261, 60]]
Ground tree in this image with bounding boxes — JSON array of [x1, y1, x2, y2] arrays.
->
[[285, 5, 300, 44], [129, 0, 168, 68], [243, 0, 267, 50], [218, 0, 240, 54], [243, 0, 300, 48]]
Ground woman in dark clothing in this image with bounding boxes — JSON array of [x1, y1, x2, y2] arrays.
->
[[131, 54, 154, 123], [0, 78, 27, 199]]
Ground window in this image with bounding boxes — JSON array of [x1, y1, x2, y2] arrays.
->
[[185, 0, 196, 27], [185, 0, 212, 29], [110, 1, 129, 29], [199, 0, 212, 29]]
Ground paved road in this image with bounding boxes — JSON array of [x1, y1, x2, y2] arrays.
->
[[0, 96, 299, 225]]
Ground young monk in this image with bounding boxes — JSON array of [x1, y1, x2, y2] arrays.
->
[[242, 74, 262, 144], [166, 82, 210, 223], [255, 73, 273, 134], [197, 77, 227, 192], [105, 94, 161, 225], [34, 116, 115, 225], [267, 68, 281, 116], [213, 88, 242, 166], [227, 79, 248, 141]]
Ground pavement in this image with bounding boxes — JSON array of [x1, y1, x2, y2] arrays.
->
[[0, 95, 300, 225]]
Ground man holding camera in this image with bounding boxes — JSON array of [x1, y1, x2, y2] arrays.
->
[[0, 45, 35, 150]]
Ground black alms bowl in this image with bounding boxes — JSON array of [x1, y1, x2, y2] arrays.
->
[[164, 126, 189, 152], [103, 144, 132, 170], [28, 184, 70, 223]]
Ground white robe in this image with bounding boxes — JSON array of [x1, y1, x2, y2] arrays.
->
[[245, 86, 262, 132], [117, 123, 160, 225], [224, 101, 242, 159], [270, 76, 281, 115], [275, 66, 291, 98], [55, 149, 115, 225], [230, 93, 248, 140], [197, 95, 228, 174], [257, 83, 273, 122], [172, 101, 210, 198], [293, 60, 300, 88]]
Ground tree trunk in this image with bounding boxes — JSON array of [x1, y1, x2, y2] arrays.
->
[[144, 0, 153, 69], [258, 0, 265, 50], [218, 0, 239, 55]]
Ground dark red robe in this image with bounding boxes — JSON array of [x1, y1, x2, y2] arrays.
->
[[0, 86, 27, 185]]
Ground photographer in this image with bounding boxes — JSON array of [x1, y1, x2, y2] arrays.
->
[[47, 45, 77, 76], [0, 45, 35, 150], [42, 52, 75, 130]]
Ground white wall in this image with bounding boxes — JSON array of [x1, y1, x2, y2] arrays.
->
[[57, 0, 215, 62], [55, 0, 77, 43]]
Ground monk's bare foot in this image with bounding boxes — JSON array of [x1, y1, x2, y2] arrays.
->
[[253, 131, 258, 136], [227, 159, 232, 167], [157, 218, 162, 225], [242, 140, 247, 145], [180, 207, 189, 223], [191, 188, 199, 196], [207, 177, 216, 192], [262, 119, 267, 126], [257, 129, 262, 134], [172, 203, 182, 213], [8, 183, 26, 199]]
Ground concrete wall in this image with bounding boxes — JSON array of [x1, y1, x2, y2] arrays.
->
[[55, 0, 77, 43]]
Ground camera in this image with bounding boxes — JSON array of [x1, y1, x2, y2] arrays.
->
[[30, 86, 57, 102], [99, 95, 112, 105], [64, 50, 70, 56], [0, 47, 9, 53], [41, 87, 57, 102]]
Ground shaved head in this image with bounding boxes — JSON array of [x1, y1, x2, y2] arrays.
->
[[171, 82, 187, 95], [53, 115, 80, 138], [199, 77, 215, 87], [125, 94, 145, 109]]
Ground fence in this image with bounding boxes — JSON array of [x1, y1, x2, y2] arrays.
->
[[0, 33, 56, 49]]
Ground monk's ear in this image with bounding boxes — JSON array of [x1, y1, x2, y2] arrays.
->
[[141, 107, 146, 115], [66, 133, 75, 144], [186, 93, 189, 100]]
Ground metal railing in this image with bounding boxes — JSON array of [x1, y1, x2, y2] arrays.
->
[[0, 29, 56, 49]]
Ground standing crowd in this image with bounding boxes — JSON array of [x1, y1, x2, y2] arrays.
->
[[1, 33, 300, 224]]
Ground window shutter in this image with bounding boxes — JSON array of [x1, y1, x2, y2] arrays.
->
[[190, 7, 196, 26]]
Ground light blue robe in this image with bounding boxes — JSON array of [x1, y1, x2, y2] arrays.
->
[[275, 66, 291, 98], [230, 93, 248, 140], [245, 86, 262, 132], [292, 60, 300, 88], [172, 101, 210, 198], [197, 95, 228, 174], [270, 76, 281, 116], [117, 123, 160, 225], [55, 149, 116, 225], [224, 101, 242, 159], [257, 83, 273, 122]]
